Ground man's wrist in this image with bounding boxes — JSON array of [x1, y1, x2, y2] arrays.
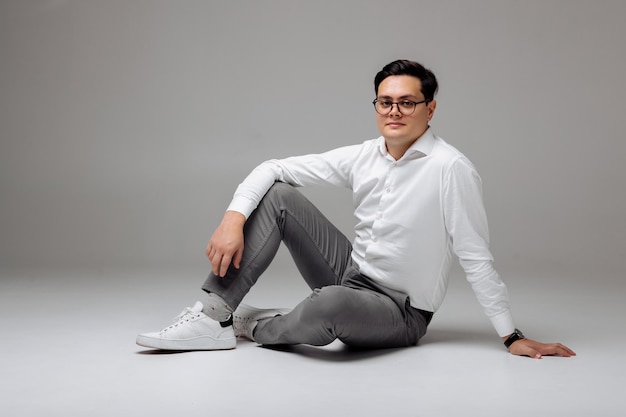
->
[[223, 210, 246, 226], [503, 328, 525, 349]]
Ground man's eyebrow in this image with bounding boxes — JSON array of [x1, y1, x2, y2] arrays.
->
[[377, 94, 421, 100]]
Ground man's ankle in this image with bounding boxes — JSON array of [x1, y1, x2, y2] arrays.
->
[[202, 292, 233, 322]]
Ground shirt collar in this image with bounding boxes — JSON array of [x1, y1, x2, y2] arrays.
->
[[376, 127, 436, 160]]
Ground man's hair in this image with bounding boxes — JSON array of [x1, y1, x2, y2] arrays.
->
[[374, 60, 438, 102]]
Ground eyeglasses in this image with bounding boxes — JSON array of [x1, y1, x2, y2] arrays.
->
[[372, 98, 428, 115]]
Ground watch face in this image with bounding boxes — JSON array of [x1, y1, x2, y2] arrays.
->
[[516, 329, 525, 338]]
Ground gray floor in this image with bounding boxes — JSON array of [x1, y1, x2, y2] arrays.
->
[[1, 265, 623, 417]]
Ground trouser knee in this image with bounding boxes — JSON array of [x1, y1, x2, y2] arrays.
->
[[252, 182, 299, 224], [263, 181, 297, 203], [298, 286, 356, 326]]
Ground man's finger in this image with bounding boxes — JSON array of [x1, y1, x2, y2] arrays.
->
[[522, 346, 542, 359], [510, 340, 542, 359], [219, 254, 232, 277], [233, 249, 243, 269], [542, 343, 576, 357], [211, 255, 221, 276]]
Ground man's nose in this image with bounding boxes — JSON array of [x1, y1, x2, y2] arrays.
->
[[389, 102, 402, 115]]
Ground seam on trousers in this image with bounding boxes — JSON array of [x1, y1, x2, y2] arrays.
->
[[281, 207, 346, 285], [236, 221, 280, 276]]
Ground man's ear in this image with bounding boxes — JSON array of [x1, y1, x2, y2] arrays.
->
[[427, 100, 437, 121]]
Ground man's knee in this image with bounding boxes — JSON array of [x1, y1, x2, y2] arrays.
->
[[251, 182, 298, 224], [264, 181, 296, 201], [299, 286, 357, 324]]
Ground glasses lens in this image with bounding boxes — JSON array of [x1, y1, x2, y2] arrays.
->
[[398, 101, 416, 114], [374, 100, 420, 115], [374, 100, 391, 114]]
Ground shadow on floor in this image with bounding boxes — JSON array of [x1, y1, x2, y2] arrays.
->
[[256, 340, 414, 362], [419, 326, 499, 349], [134, 327, 501, 358]]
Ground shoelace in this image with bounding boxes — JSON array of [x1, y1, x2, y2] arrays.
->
[[161, 307, 201, 333]]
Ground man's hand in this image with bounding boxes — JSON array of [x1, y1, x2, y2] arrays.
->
[[206, 211, 246, 277], [504, 336, 576, 359]]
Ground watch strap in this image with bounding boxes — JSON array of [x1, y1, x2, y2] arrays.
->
[[504, 328, 525, 349]]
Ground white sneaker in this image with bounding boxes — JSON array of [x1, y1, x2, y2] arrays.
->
[[233, 304, 291, 341], [136, 301, 236, 350]]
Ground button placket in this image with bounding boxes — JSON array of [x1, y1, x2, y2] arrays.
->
[[372, 161, 396, 248]]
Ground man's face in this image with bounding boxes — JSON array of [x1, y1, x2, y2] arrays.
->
[[375, 75, 436, 147]]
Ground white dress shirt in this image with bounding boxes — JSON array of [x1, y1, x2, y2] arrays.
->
[[227, 129, 515, 336]]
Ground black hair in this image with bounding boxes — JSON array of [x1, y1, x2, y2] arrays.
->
[[374, 60, 438, 102]]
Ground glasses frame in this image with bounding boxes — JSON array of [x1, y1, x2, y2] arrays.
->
[[372, 98, 428, 116]]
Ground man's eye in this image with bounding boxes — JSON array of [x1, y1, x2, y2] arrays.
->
[[401, 101, 414, 107], [380, 101, 393, 107]]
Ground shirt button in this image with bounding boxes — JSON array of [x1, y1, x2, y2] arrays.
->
[[386, 188, 391, 193], [372, 237, 378, 242]]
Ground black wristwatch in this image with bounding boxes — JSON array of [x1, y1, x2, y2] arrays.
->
[[504, 328, 525, 349]]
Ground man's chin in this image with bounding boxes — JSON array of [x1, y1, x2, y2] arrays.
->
[[383, 133, 410, 142]]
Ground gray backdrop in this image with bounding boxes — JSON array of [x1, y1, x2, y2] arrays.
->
[[1, 0, 624, 282]]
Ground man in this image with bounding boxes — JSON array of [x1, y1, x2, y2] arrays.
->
[[137, 60, 575, 359]]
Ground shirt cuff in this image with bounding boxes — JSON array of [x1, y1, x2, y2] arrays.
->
[[489, 310, 516, 337], [226, 196, 256, 219]]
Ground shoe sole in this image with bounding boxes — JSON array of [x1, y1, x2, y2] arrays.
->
[[136, 334, 236, 351]]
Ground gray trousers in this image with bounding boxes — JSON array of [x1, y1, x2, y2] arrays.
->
[[202, 182, 430, 348]]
